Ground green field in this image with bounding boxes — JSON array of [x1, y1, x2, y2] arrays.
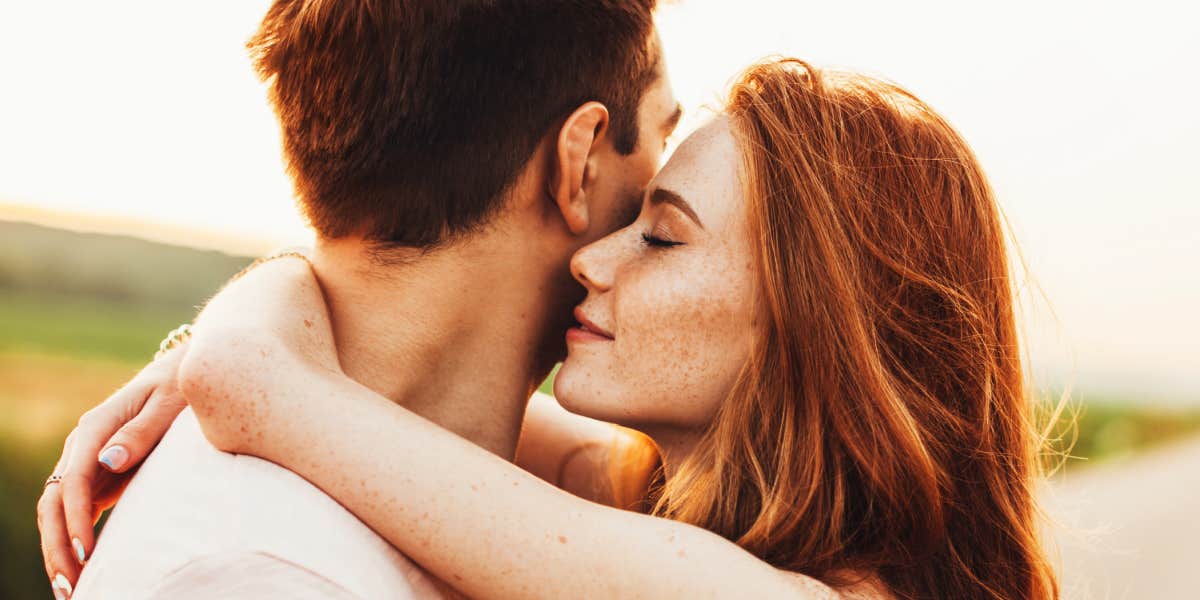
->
[[1043, 395, 1200, 471], [0, 219, 1197, 600], [0, 221, 253, 599], [0, 303, 191, 599]]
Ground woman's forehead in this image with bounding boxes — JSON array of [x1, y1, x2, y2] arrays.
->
[[650, 117, 743, 228]]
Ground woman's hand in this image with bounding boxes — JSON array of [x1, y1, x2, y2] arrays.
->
[[37, 345, 189, 595], [36, 251, 332, 596]]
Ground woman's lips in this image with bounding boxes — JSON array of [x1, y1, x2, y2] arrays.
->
[[566, 326, 613, 343], [568, 307, 614, 342]]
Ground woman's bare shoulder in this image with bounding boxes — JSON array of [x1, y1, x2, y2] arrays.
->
[[779, 572, 840, 599], [780, 570, 893, 600]]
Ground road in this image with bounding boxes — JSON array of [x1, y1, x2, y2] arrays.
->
[[1045, 434, 1200, 599]]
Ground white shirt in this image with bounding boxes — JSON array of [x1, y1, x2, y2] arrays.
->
[[74, 408, 458, 599]]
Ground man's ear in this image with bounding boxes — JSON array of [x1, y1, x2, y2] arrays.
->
[[550, 102, 609, 236]]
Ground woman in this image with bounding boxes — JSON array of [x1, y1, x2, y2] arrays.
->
[[42, 59, 1059, 598]]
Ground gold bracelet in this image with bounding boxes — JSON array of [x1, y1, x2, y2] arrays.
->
[[155, 323, 193, 359]]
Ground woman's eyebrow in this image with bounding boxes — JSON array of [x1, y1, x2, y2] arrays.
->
[[649, 187, 704, 229]]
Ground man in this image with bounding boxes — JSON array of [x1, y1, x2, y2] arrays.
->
[[37, 0, 681, 597]]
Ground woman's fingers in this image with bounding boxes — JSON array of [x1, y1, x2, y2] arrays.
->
[[57, 423, 114, 573], [36, 343, 189, 598], [37, 484, 80, 598], [38, 437, 75, 595], [59, 468, 99, 570], [96, 347, 191, 475], [98, 389, 187, 473], [57, 378, 157, 574]]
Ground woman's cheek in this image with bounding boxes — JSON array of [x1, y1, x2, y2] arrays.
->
[[617, 261, 750, 426]]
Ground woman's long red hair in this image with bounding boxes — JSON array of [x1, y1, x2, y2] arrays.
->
[[643, 59, 1057, 599]]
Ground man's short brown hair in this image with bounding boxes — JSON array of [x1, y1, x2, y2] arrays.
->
[[249, 0, 660, 247]]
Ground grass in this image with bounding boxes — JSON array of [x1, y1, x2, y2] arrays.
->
[[1044, 397, 1200, 472], [0, 287, 193, 364], [0, 220, 248, 599], [0, 352, 140, 600], [0, 288, 172, 599], [538, 363, 560, 395]]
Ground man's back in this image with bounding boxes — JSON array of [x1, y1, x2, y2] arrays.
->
[[74, 408, 457, 599]]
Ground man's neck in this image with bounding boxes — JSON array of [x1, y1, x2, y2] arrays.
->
[[307, 231, 573, 460]]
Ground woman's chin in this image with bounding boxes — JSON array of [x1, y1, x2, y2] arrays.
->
[[553, 361, 611, 420], [551, 362, 583, 411]]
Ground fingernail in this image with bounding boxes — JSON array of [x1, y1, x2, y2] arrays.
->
[[54, 573, 73, 596], [72, 537, 87, 563], [99, 445, 128, 471], [52, 584, 66, 600]]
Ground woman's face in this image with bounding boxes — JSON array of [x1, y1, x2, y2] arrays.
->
[[554, 117, 761, 434]]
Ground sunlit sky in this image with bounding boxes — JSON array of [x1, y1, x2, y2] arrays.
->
[[1, 1, 1197, 401]]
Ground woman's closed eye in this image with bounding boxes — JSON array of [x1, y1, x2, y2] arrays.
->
[[641, 232, 684, 248]]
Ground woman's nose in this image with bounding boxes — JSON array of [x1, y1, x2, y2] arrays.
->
[[570, 230, 627, 293]]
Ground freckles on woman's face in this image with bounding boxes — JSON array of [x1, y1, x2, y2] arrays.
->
[[556, 117, 761, 432]]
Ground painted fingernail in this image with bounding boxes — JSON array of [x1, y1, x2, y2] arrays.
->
[[54, 573, 73, 596], [98, 445, 128, 471], [52, 584, 66, 600], [72, 537, 87, 563]]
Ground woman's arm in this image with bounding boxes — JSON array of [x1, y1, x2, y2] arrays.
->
[[515, 392, 659, 509], [178, 261, 823, 599], [37, 252, 330, 591], [182, 356, 814, 599], [179, 256, 647, 507]]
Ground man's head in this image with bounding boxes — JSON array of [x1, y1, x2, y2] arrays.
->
[[250, 0, 680, 250]]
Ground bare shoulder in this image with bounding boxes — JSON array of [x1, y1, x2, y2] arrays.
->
[[779, 571, 841, 599], [779, 570, 893, 600]]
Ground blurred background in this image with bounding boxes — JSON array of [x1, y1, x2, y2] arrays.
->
[[1, 1, 1196, 598]]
